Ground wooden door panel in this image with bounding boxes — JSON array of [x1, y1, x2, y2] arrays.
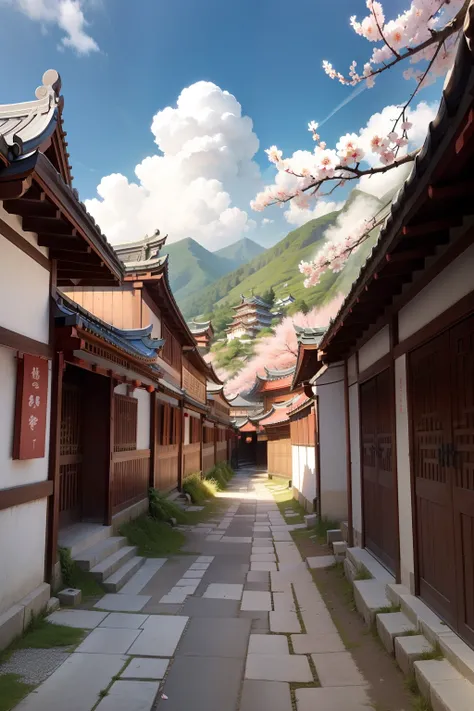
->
[[450, 315, 474, 644], [410, 332, 457, 626], [59, 382, 83, 525], [360, 370, 397, 573]]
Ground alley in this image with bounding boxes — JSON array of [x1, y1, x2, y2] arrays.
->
[[7, 469, 408, 711]]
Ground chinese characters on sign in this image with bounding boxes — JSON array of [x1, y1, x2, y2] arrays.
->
[[13, 354, 48, 460]]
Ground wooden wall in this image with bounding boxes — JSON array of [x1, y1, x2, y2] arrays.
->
[[267, 424, 292, 479], [62, 284, 142, 330]]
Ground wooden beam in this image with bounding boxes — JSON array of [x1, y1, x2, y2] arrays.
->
[[0, 480, 53, 512], [0, 176, 33, 200], [22, 214, 75, 236], [374, 261, 424, 279], [37, 233, 85, 250], [50, 251, 104, 266], [0, 325, 52, 358], [3, 197, 57, 219], [386, 248, 433, 263], [402, 218, 462, 237], [428, 181, 474, 200]]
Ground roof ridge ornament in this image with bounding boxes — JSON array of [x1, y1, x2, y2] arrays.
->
[[35, 69, 61, 100]]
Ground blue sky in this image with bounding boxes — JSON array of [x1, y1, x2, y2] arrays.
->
[[1, 0, 444, 248]]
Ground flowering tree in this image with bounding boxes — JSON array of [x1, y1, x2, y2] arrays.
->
[[251, 0, 469, 287], [224, 296, 344, 396]]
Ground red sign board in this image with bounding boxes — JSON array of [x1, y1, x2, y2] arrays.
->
[[13, 354, 49, 460]]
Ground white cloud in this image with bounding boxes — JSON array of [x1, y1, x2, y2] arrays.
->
[[262, 218, 274, 225], [5, 0, 99, 54], [359, 101, 437, 167], [358, 162, 412, 200], [86, 81, 262, 249], [318, 194, 382, 258], [284, 198, 344, 227]]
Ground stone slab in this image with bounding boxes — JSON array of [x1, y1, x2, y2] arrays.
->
[[269, 610, 301, 633], [48, 609, 108, 629], [376, 612, 416, 654], [247, 570, 270, 583], [128, 615, 188, 657], [431, 678, 474, 711], [58, 588, 81, 607], [203, 583, 243, 600], [197, 556, 215, 563], [251, 562, 277, 572], [189, 563, 209, 570], [119, 558, 166, 595], [181, 598, 240, 618], [248, 634, 289, 655], [272, 531, 292, 541], [414, 659, 462, 701], [295, 686, 371, 711], [240, 680, 292, 711], [250, 553, 276, 562], [241, 591, 272, 611], [15, 652, 127, 711], [121, 657, 169, 680], [95, 594, 151, 612], [76, 627, 141, 654], [245, 653, 312, 682], [182, 569, 205, 579], [175, 578, 201, 589], [307, 555, 336, 569], [273, 592, 296, 612], [99, 613, 148, 629], [95, 680, 159, 711], [0, 604, 24, 650], [292, 633, 345, 654], [159, 655, 243, 711], [312, 652, 366, 687], [177, 616, 251, 658]]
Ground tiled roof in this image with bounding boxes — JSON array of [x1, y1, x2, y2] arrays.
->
[[55, 294, 164, 364], [294, 325, 326, 346]]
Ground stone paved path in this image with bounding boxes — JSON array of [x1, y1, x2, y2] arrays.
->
[[13, 468, 375, 711]]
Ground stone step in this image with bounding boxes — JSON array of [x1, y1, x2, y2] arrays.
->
[[346, 547, 395, 583], [333, 541, 347, 558], [376, 611, 416, 654], [102, 556, 146, 592], [326, 529, 342, 544], [353, 580, 391, 626], [395, 634, 433, 676], [90, 546, 137, 582], [413, 658, 474, 711], [73, 537, 128, 571], [59, 523, 113, 558]]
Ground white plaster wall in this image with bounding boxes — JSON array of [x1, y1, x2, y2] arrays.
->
[[0, 499, 48, 614], [316, 367, 348, 521], [399, 242, 474, 341], [0, 348, 52, 489], [184, 415, 190, 445], [0, 234, 50, 344], [348, 383, 362, 540], [358, 325, 390, 372], [292, 445, 316, 504], [147, 309, 162, 339], [136, 389, 151, 450], [394, 354, 415, 590]]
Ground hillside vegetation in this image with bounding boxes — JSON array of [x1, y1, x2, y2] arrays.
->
[[179, 189, 383, 320]]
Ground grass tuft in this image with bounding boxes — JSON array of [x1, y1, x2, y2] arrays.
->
[[149, 489, 188, 524], [0, 674, 34, 711], [419, 642, 443, 661], [120, 514, 186, 557], [58, 547, 104, 598], [13, 618, 85, 650], [375, 604, 401, 614], [353, 565, 373, 581]]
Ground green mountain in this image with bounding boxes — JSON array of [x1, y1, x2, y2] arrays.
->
[[164, 237, 265, 304], [179, 189, 383, 320], [215, 236, 265, 266]]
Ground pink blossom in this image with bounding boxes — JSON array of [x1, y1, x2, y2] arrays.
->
[[265, 145, 283, 164], [380, 149, 395, 165]]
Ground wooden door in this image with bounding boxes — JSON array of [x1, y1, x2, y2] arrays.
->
[[360, 370, 398, 573], [59, 382, 83, 526], [410, 333, 457, 625], [450, 315, 474, 645]]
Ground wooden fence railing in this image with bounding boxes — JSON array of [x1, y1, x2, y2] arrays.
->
[[183, 443, 200, 477], [112, 449, 150, 515], [155, 444, 179, 492], [202, 443, 215, 473]]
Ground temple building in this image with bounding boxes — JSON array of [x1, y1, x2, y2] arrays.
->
[[225, 294, 273, 341], [188, 319, 214, 354]]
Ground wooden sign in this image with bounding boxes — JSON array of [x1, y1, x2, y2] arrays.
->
[[13, 354, 49, 460]]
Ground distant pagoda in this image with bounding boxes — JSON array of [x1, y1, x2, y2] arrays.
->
[[225, 293, 273, 341], [188, 319, 214, 354]]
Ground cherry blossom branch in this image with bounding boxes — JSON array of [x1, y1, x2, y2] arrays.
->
[[370, 2, 401, 59]]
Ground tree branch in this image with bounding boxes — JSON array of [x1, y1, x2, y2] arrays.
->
[[370, 2, 401, 59]]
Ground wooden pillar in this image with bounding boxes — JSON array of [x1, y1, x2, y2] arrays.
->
[[45, 350, 64, 584], [106, 378, 115, 525], [200, 416, 204, 475], [149, 390, 156, 490], [178, 400, 184, 491], [343, 361, 354, 547]]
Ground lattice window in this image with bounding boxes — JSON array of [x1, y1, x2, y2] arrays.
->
[[114, 395, 137, 452]]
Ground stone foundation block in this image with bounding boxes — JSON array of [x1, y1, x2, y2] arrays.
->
[[376, 612, 416, 655], [0, 604, 24, 650], [58, 588, 82, 607], [304, 514, 317, 528], [414, 659, 462, 702], [395, 634, 433, 676], [353, 580, 390, 626], [333, 541, 347, 558]]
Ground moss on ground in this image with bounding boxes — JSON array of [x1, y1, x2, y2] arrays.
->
[[120, 515, 187, 557], [0, 673, 34, 711]]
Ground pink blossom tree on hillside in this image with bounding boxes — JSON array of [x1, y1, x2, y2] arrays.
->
[[251, 1, 469, 287], [224, 296, 344, 396]]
